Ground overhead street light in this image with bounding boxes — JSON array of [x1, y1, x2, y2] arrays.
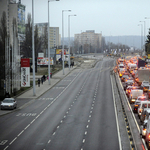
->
[[140, 21, 146, 43], [68, 14, 76, 70], [145, 17, 150, 34], [48, 0, 60, 85], [62, 10, 71, 75], [138, 24, 143, 50]]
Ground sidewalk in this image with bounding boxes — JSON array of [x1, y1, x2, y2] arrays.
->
[[0, 67, 76, 116]]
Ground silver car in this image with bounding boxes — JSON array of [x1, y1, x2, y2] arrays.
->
[[1, 98, 17, 110]]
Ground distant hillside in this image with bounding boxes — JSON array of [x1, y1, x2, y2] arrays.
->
[[104, 35, 144, 49], [63, 36, 145, 49]]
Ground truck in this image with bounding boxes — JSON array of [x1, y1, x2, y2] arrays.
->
[[137, 58, 146, 68], [136, 68, 150, 85]]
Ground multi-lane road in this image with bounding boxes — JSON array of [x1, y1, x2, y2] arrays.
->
[[0, 57, 121, 150]]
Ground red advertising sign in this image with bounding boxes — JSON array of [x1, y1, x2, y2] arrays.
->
[[21, 58, 30, 67]]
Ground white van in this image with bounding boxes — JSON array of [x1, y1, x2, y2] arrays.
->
[[138, 101, 150, 117], [129, 89, 143, 104]]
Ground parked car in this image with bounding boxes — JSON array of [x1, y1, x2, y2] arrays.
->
[[1, 98, 17, 110]]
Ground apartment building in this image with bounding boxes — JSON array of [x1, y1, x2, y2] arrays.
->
[[0, 0, 24, 97], [74, 30, 102, 53]]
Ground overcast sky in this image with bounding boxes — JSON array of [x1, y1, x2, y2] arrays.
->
[[21, 0, 150, 37]]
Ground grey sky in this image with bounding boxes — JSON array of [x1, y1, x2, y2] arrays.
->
[[21, 0, 150, 37]]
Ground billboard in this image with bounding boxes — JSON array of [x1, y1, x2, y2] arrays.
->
[[37, 57, 53, 65], [18, 4, 25, 34], [56, 49, 69, 61], [21, 59, 30, 87]]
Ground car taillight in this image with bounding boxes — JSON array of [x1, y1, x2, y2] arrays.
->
[[148, 134, 150, 140], [135, 105, 138, 107]]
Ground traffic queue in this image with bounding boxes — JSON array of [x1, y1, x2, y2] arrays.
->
[[116, 56, 150, 149]]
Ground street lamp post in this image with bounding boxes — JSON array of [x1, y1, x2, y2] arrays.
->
[[32, 0, 36, 96], [48, 0, 60, 85], [138, 24, 143, 50], [140, 21, 146, 44], [68, 14, 76, 70], [145, 17, 150, 36], [62, 10, 71, 75]]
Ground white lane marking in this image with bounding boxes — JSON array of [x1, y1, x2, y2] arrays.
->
[[24, 124, 30, 130], [0, 140, 8, 145], [85, 131, 87, 135], [83, 139, 85, 143], [48, 140, 51, 143], [53, 132, 56, 136], [4, 146, 9, 150], [9, 137, 17, 145], [4, 71, 83, 150], [86, 125, 89, 128], [110, 75, 122, 150]]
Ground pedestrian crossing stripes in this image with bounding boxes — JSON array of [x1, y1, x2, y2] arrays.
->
[[62, 80, 72, 82], [38, 98, 54, 101], [52, 87, 65, 89]]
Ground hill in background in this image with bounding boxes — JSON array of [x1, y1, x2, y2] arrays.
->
[[64, 35, 145, 50]]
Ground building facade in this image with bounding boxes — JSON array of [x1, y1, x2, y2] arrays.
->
[[36, 23, 60, 57], [0, 0, 24, 97], [74, 30, 102, 54]]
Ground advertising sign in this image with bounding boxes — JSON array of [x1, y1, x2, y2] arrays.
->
[[21, 59, 30, 87], [37, 57, 53, 65], [21, 67, 30, 87], [18, 4, 25, 34], [56, 49, 69, 61]]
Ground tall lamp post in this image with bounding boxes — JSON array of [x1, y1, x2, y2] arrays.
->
[[32, 0, 36, 96], [140, 21, 146, 44], [145, 17, 150, 35], [68, 14, 76, 70], [48, 0, 60, 85], [138, 24, 143, 51], [62, 10, 71, 75]]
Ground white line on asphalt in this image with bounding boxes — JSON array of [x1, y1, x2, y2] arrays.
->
[[83, 139, 85, 143], [9, 137, 17, 145], [85, 131, 87, 135], [48, 140, 51, 143], [24, 124, 30, 130], [17, 130, 24, 137], [4, 146, 9, 150], [110, 75, 122, 150]]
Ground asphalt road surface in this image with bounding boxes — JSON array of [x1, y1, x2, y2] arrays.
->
[[0, 57, 120, 150]]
